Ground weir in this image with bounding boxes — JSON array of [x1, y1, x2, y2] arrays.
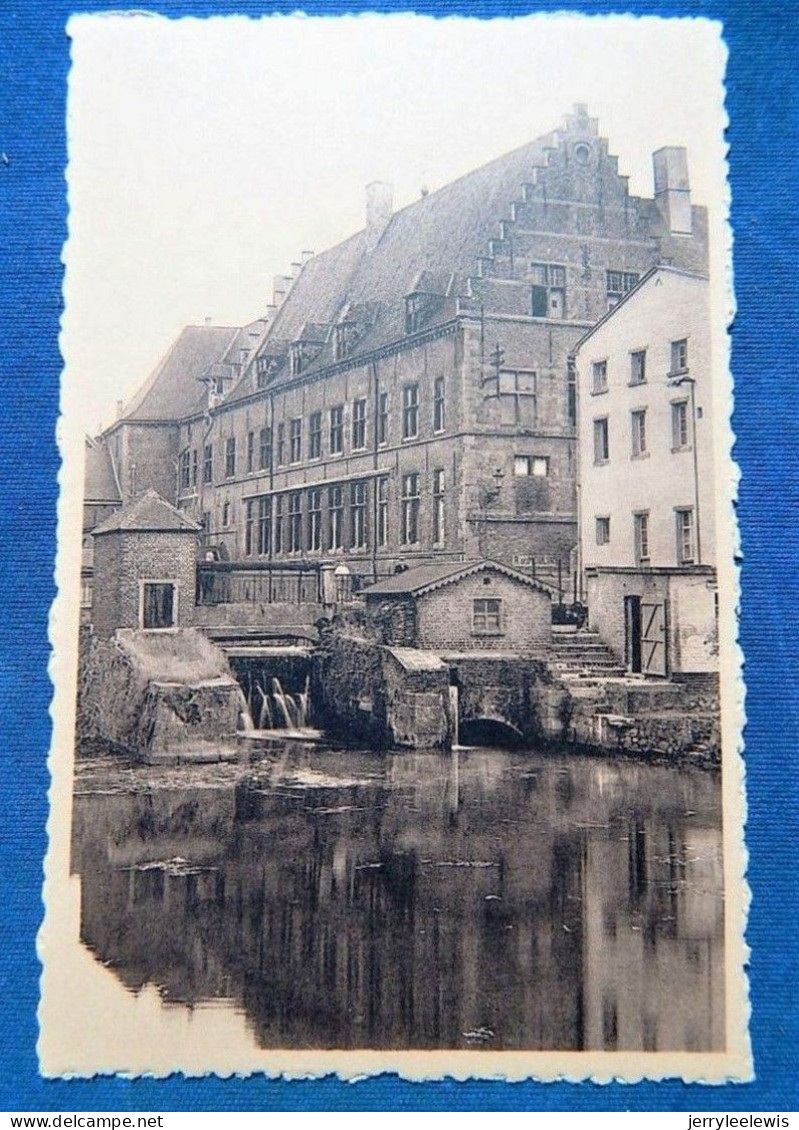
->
[[226, 648, 318, 738]]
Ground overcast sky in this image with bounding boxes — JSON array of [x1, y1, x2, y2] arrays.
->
[[64, 12, 727, 432]]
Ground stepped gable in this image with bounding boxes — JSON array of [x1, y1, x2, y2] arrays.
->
[[92, 489, 201, 535], [363, 558, 554, 598], [120, 324, 240, 422], [343, 132, 556, 308], [84, 437, 121, 504]]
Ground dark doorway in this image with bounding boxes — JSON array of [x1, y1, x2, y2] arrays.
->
[[625, 595, 642, 673]]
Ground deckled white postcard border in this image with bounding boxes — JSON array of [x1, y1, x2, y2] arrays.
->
[[41, 10, 750, 1082]]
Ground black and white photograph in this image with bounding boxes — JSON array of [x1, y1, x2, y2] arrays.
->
[[41, 12, 748, 1081]]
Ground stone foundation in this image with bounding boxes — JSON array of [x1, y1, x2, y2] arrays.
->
[[77, 628, 246, 762]]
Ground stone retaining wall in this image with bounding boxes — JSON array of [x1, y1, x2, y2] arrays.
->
[[77, 628, 245, 762]]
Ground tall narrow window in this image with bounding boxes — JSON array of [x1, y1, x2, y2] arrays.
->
[[289, 418, 302, 464], [203, 444, 213, 484], [352, 398, 367, 449], [432, 469, 445, 544], [308, 488, 322, 551], [593, 418, 609, 463], [222, 501, 231, 528], [499, 369, 537, 425], [672, 401, 689, 449], [256, 356, 270, 390], [402, 384, 419, 439], [288, 491, 303, 552], [246, 431, 255, 473], [330, 405, 344, 455], [245, 499, 255, 555], [567, 356, 577, 428], [676, 508, 695, 564], [433, 376, 445, 432], [670, 338, 689, 374], [377, 476, 389, 547], [592, 360, 608, 394], [276, 423, 285, 466], [180, 450, 191, 491], [190, 449, 198, 488], [329, 485, 344, 549], [405, 294, 425, 334], [631, 409, 647, 457], [351, 481, 368, 549], [630, 350, 647, 385], [258, 496, 271, 555], [309, 411, 322, 459], [259, 426, 271, 471], [401, 472, 420, 545], [224, 437, 236, 478], [274, 495, 284, 554], [377, 391, 389, 445], [596, 516, 610, 546], [634, 511, 650, 565]]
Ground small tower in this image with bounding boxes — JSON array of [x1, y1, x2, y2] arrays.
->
[[91, 490, 200, 638]]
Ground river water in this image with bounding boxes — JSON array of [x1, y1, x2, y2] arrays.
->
[[71, 742, 724, 1053]]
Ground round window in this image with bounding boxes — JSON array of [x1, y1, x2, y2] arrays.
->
[[574, 142, 592, 165]]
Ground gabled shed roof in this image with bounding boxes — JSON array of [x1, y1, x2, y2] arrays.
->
[[363, 559, 553, 599], [92, 489, 201, 535]]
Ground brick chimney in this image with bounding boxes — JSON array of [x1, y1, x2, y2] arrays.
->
[[365, 181, 393, 251], [653, 147, 692, 235]]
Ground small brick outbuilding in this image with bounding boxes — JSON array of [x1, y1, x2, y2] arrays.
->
[[91, 490, 200, 638], [362, 560, 552, 655]]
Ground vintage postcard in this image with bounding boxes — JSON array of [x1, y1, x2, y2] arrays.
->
[[41, 11, 750, 1082]]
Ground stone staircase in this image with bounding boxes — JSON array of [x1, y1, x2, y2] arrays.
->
[[550, 627, 626, 680]]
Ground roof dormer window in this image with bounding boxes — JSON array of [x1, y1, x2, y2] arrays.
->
[[405, 293, 426, 335], [334, 322, 358, 361], [289, 342, 303, 377]]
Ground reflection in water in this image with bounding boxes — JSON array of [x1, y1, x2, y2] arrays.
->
[[71, 747, 724, 1052]]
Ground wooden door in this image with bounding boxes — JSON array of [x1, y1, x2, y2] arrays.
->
[[640, 600, 668, 676]]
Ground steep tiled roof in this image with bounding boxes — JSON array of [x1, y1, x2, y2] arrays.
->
[[84, 437, 121, 503], [363, 559, 553, 598], [92, 489, 200, 535], [267, 231, 367, 344], [225, 133, 556, 403], [345, 134, 554, 307], [119, 325, 239, 422]]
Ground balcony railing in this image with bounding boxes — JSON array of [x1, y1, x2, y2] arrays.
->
[[197, 561, 323, 606]]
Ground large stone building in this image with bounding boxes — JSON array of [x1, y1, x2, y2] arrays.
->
[[575, 267, 717, 679], [92, 106, 708, 595]]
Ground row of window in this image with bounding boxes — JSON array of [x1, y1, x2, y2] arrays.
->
[[590, 338, 689, 394], [179, 381, 447, 491], [595, 508, 696, 565], [236, 472, 448, 556], [593, 401, 691, 464]]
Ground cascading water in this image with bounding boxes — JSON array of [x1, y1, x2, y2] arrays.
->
[[238, 673, 315, 736]]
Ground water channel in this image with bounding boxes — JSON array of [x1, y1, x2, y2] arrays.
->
[[71, 742, 724, 1053]]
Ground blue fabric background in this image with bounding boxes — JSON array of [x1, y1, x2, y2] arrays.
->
[[1, 0, 796, 1112]]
